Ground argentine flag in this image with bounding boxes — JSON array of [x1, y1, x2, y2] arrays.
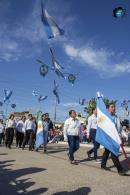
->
[[35, 111, 44, 149], [41, 1, 64, 39], [4, 90, 12, 103], [79, 98, 86, 105], [96, 92, 121, 156]]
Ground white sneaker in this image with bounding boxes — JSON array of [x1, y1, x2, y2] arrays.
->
[[95, 159, 101, 163]]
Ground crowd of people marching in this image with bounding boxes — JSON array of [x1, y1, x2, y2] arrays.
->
[[0, 102, 130, 176], [0, 113, 58, 152]]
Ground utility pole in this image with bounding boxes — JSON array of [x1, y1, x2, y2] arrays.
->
[[54, 98, 57, 125]]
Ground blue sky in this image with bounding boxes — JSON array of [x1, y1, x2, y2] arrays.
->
[[0, 0, 130, 121]]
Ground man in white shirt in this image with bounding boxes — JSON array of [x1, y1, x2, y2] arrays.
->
[[16, 116, 26, 148], [87, 107, 100, 162], [64, 110, 82, 164], [22, 114, 35, 151]]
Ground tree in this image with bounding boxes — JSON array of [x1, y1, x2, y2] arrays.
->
[[84, 98, 117, 118]]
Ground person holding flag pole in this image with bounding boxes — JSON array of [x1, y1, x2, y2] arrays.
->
[[35, 111, 44, 152], [96, 92, 127, 175]]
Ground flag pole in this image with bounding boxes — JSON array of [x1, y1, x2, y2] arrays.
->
[[5, 102, 8, 119], [120, 138, 130, 167], [54, 98, 57, 126]]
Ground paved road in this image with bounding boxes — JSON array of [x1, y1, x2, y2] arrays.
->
[[0, 143, 130, 195]]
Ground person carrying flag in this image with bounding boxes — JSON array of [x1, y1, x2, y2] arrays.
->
[[96, 97, 127, 175], [42, 113, 53, 153]]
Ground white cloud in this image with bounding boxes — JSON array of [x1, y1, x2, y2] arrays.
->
[[0, 36, 21, 61], [65, 45, 78, 57], [64, 44, 130, 77], [0, 0, 75, 62], [14, 1, 46, 44], [61, 102, 79, 107]]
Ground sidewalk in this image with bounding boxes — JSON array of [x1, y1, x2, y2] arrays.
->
[[0, 144, 130, 195]]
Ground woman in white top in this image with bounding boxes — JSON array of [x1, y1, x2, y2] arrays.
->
[[0, 119, 4, 145], [5, 114, 16, 149]]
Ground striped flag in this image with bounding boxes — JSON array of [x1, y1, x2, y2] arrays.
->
[[41, 0, 64, 39], [96, 92, 121, 156], [4, 90, 12, 103], [50, 47, 65, 79], [53, 80, 60, 104], [35, 111, 44, 149], [32, 90, 38, 96], [38, 95, 48, 102], [79, 98, 86, 105]]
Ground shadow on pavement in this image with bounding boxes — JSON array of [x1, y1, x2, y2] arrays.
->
[[0, 159, 48, 194], [38, 146, 68, 154], [47, 148, 68, 154], [107, 156, 130, 173], [0, 153, 8, 155], [52, 187, 91, 195]]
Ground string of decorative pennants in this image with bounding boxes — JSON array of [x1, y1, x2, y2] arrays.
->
[[36, 0, 76, 104]]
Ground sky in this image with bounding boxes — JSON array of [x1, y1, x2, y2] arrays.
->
[[0, 0, 130, 121]]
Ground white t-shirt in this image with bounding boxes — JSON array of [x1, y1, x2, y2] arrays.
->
[[16, 120, 25, 133], [25, 119, 35, 131], [87, 114, 97, 134], [6, 119, 16, 129], [63, 117, 82, 136], [0, 124, 4, 134]]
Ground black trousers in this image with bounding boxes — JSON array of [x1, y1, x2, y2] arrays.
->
[[16, 131, 24, 147], [22, 130, 34, 150], [5, 128, 14, 147], [0, 133, 3, 144], [101, 148, 123, 172]]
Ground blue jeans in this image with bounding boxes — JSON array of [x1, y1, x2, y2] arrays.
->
[[43, 131, 48, 151], [67, 135, 80, 161], [88, 129, 100, 160]]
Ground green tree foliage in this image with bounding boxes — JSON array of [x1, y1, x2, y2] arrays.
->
[[84, 98, 117, 117]]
